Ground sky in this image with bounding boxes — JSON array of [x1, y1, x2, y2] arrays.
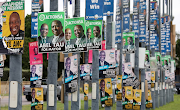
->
[[3, 0, 180, 35]]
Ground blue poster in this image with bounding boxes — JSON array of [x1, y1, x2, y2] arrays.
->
[[132, 0, 140, 38], [31, 12, 38, 38], [123, 0, 130, 32], [139, 0, 146, 42], [103, 0, 114, 16], [115, 0, 122, 44], [32, 0, 43, 12], [161, 17, 166, 55], [165, 15, 171, 52], [86, 0, 104, 20]]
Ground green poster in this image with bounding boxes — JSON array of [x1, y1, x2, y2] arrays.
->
[[38, 12, 65, 53], [145, 50, 150, 68], [64, 17, 87, 53], [155, 52, 161, 66], [166, 55, 171, 67], [122, 32, 135, 53], [150, 57, 157, 70], [161, 56, 169, 68], [86, 20, 102, 50]]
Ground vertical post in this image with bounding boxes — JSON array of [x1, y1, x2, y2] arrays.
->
[[71, 0, 80, 110], [162, 70, 166, 105], [64, 0, 69, 110], [9, 0, 22, 110], [84, 53, 88, 110], [105, 15, 113, 110], [148, 0, 150, 50], [163, 0, 164, 16], [167, 0, 168, 14]]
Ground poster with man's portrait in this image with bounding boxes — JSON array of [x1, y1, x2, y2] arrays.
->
[[38, 12, 65, 53], [144, 50, 150, 68], [64, 54, 78, 93], [133, 89, 142, 109], [31, 88, 43, 110], [167, 55, 171, 68], [84, 83, 89, 101], [150, 57, 157, 71], [99, 78, 113, 107], [124, 86, 133, 109], [0, 2, 4, 40], [32, 0, 44, 12], [29, 41, 43, 65], [155, 52, 161, 66], [122, 32, 135, 53], [116, 75, 122, 101], [30, 64, 43, 88], [1, 1, 25, 54], [115, 50, 120, 67], [80, 64, 91, 81], [161, 56, 169, 69], [64, 17, 87, 53], [145, 71, 151, 90], [85, 20, 102, 50]]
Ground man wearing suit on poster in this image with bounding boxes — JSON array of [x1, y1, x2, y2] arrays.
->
[[99, 50, 109, 78], [73, 25, 86, 46], [154, 20, 159, 37], [31, 88, 39, 110], [115, 50, 118, 65], [30, 65, 39, 88], [86, 28, 92, 43], [92, 26, 101, 44], [80, 65, 87, 80], [123, 37, 134, 50], [65, 28, 72, 45], [65, 57, 73, 93], [100, 79, 110, 105], [38, 23, 49, 45]]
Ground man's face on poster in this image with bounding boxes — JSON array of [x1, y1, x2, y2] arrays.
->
[[74, 25, 84, 38], [100, 80, 105, 91], [9, 13, 21, 36], [137, 2, 140, 9], [65, 28, 72, 40], [51, 21, 63, 36], [39, 0, 43, 5], [118, 0, 121, 7], [154, 20, 157, 26], [65, 58, 71, 71], [123, 39, 126, 46], [40, 24, 48, 37], [165, 60, 167, 65], [32, 89, 35, 98], [34, 47, 38, 55], [143, 9, 146, 15], [154, 2, 157, 9], [145, 54, 148, 61], [93, 26, 100, 37], [157, 56, 160, 61], [81, 65, 84, 72], [100, 51, 106, 62], [31, 65, 36, 73], [122, 88, 125, 97], [127, 37, 133, 45], [115, 51, 117, 60], [87, 28, 91, 39], [164, 18, 166, 23]]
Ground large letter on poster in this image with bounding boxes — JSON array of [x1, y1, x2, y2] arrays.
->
[[1, 1, 25, 54]]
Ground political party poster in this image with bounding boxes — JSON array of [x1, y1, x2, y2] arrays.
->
[[31, 88, 43, 110], [64, 17, 87, 53], [145, 71, 151, 90], [146, 90, 152, 108], [38, 12, 65, 53], [133, 89, 142, 110], [29, 41, 43, 65], [150, 1, 159, 51], [155, 52, 161, 66], [0, 2, 4, 40], [132, 0, 139, 38], [165, 15, 171, 52], [30, 64, 43, 88], [116, 75, 122, 101], [85, 0, 104, 20], [165, 70, 170, 83], [64, 54, 78, 93], [151, 71, 155, 88], [167, 55, 171, 68], [32, 0, 43, 12], [144, 50, 150, 68], [161, 56, 169, 69], [123, 0, 130, 32], [31, 12, 38, 38], [161, 17, 166, 55], [1, 1, 25, 54], [80, 64, 91, 81], [115, 0, 122, 44], [150, 57, 157, 71], [122, 32, 135, 53], [86, 20, 102, 50], [99, 78, 113, 107], [84, 83, 89, 101], [123, 86, 133, 109], [103, 0, 114, 16], [139, 0, 146, 42]]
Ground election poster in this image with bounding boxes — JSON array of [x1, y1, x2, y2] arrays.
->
[[84, 83, 89, 101], [64, 17, 87, 53], [29, 41, 43, 65], [99, 78, 113, 107], [0, 2, 4, 40], [32, 0, 43, 12], [31, 12, 38, 38], [165, 15, 171, 52], [145, 71, 151, 90], [1, 1, 25, 54], [86, 20, 102, 50], [132, 0, 139, 38], [155, 52, 161, 67], [146, 90, 153, 108], [38, 12, 65, 53], [30, 64, 43, 88], [115, 0, 122, 44], [64, 54, 78, 93], [123, 0, 130, 32], [161, 56, 169, 69], [115, 50, 120, 67], [80, 64, 91, 81], [116, 75, 122, 101], [122, 32, 135, 53], [144, 50, 150, 68], [133, 89, 142, 110], [31, 88, 43, 110], [124, 86, 133, 109], [167, 55, 171, 68], [151, 71, 155, 88], [165, 70, 170, 83], [150, 57, 157, 71], [103, 0, 114, 16], [161, 17, 166, 55], [85, 0, 104, 20], [139, 0, 146, 42]]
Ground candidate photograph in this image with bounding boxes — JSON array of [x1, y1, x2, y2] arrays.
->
[[38, 23, 49, 45], [144, 54, 150, 67], [100, 79, 110, 105], [86, 28, 92, 43], [30, 65, 39, 88], [31, 88, 40, 110], [72, 25, 86, 45], [123, 37, 134, 50], [92, 26, 101, 44], [65, 57, 73, 79], [80, 64, 87, 80], [65, 28, 72, 45]]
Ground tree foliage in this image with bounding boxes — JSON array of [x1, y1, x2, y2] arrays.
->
[[176, 39, 180, 68]]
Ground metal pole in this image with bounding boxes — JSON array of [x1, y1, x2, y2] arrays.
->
[[64, 0, 69, 110], [163, 0, 165, 16], [148, 0, 150, 50], [162, 70, 166, 105], [167, 0, 168, 14], [9, 0, 22, 110]]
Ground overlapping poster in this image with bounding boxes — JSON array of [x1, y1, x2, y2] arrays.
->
[[32, 0, 43, 12], [64, 17, 87, 53], [30, 64, 43, 88], [116, 75, 122, 101], [133, 89, 142, 110], [123, 0, 130, 32], [161, 17, 166, 55], [161, 56, 169, 69], [139, 0, 146, 42], [29, 41, 43, 65], [85, 0, 104, 20], [146, 90, 152, 108], [145, 71, 151, 90], [0, 2, 4, 40], [64, 54, 78, 93], [155, 52, 161, 66], [31, 88, 43, 110], [84, 83, 89, 101], [144, 50, 150, 68], [122, 32, 135, 53], [165, 15, 171, 52], [151, 71, 155, 88], [132, 0, 139, 38], [80, 64, 91, 81], [123, 86, 133, 109], [86, 20, 102, 49], [103, 0, 114, 16], [1, 1, 25, 54], [99, 78, 113, 107], [167, 55, 171, 68], [165, 70, 170, 84], [38, 12, 65, 53]]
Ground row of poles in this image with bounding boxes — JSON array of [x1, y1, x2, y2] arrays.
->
[[7, 0, 174, 110]]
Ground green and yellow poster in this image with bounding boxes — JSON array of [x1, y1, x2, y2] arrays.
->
[[133, 89, 142, 110], [84, 83, 88, 101], [31, 88, 43, 110], [116, 75, 122, 101]]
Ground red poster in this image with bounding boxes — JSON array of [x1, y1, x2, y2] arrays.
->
[[29, 41, 43, 65]]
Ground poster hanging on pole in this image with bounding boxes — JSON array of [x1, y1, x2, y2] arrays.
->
[[144, 50, 150, 68], [31, 88, 43, 110], [165, 15, 171, 53], [123, 0, 130, 32], [116, 75, 122, 101], [124, 86, 133, 109], [161, 17, 166, 55], [80, 64, 91, 81], [103, 0, 114, 16], [133, 89, 142, 110], [122, 32, 135, 53], [84, 83, 89, 101], [139, 0, 146, 42]]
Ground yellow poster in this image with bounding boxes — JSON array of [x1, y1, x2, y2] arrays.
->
[[151, 71, 155, 88], [133, 89, 142, 110], [124, 86, 133, 109], [84, 83, 88, 101], [1, 1, 25, 54], [146, 90, 152, 108], [31, 88, 43, 110], [116, 75, 122, 101]]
